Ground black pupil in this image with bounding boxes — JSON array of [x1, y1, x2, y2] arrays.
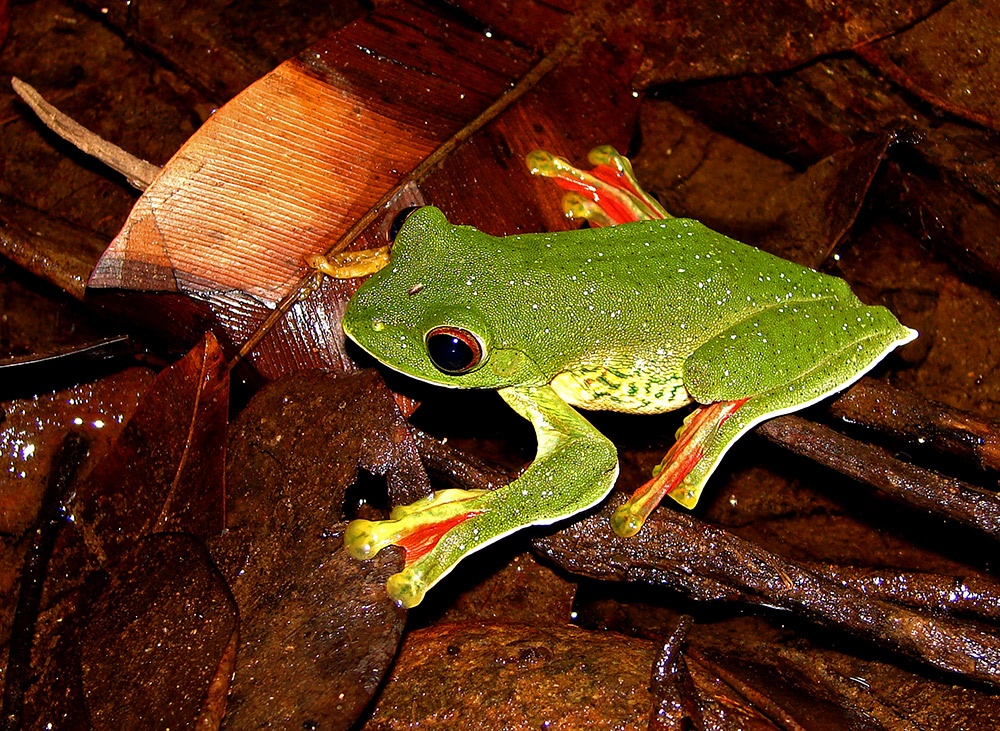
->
[[427, 333, 475, 373]]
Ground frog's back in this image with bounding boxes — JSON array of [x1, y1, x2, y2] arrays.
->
[[500, 218, 845, 301], [487, 218, 854, 364]]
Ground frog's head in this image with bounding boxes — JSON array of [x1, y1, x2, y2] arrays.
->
[[343, 206, 547, 390]]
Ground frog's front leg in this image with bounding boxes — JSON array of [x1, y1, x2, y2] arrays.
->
[[344, 384, 618, 607]]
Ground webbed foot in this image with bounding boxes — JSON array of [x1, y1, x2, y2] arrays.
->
[[344, 488, 488, 607], [611, 399, 748, 537], [526, 145, 670, 226]]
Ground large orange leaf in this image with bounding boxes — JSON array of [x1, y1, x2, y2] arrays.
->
[[84, 0, 641, 379]]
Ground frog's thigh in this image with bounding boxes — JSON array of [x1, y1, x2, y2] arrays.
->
[[683, 299, 910, 405], [669, 301, 911, 503]]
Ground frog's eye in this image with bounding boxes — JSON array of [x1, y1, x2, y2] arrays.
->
[[388, 206, 420, 243], [425, 326, 484, 374]]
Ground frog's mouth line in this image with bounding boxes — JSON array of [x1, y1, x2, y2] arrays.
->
[[341, 324, 478, 391]]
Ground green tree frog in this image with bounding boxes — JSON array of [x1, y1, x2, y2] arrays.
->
[[330, 150, 916, 608]]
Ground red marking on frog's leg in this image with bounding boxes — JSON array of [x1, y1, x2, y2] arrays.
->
[[589, 163, 646, 206], [591, 192, 640, 226], [543, 172, 639, 226], [396, 510, 482, 566], [611, 398, 749, 537], [663, 397, 747, 497]]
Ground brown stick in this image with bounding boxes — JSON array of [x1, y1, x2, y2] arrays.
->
[[828, 377, 1000, 473], [804, 563, 1000, 623], [757, 414, 1000, 539], [11, 77, 160, 190], [533, 497, 1000, 687]]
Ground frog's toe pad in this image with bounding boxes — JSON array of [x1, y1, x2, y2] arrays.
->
[[344, 519, 392, 560], [386, 570, 427, 609], [610, 504, 645, 538]]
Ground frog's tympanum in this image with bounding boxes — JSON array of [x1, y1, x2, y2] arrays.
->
[[332, 151, 916, 607]]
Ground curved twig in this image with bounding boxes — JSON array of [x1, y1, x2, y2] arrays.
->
[[11, 77, 160, 190]]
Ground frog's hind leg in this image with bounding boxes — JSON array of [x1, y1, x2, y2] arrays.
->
[[610, 398, 748, 537], [344, 384, 619, 608], [612, 299, 916, 537]]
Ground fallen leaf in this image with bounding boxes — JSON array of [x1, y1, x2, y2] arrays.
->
[[214, 369, 422, 729], [72, 0, 364, 103], [363, 621, 657, 731], [0, 196, 110, 300], [661, 56, 1000, 288], [857, 0, 1000, 132], [0, 367, 153, 537], [84, 2, 641, 379], [632, 103, 888, 267], [744, 135, 891, 267], [85, 3, 539, 376], [71, 333, 228, 563], [629, 0, 949, 86], [80, 534, 238, 731]]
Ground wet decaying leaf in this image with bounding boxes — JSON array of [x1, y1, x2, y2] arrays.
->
[[682, 619, 1000, 730], [215, 370, 418, 729], [0, 366, 154, 537], [14, 534, 238, 730], [634, 103, 891, 268], [628, 0, 949, 87], [446, 0, 947, 86], [747, 136, 892, 268], [681, 657, 788, 730], [80, 534, 237, 731], [81, 0, 642, 379], [647, 617, 698, 731], [71, 334, 228, 560], [73, 0, 364, 104], [5, 359, 426, 728], [6, 335, 231, 728], [363, 621, 658, 731], [857, 0, 1000, 132], [2, 432, 88, 729], [667, 54, 1000, 291], [0, 366, 154, 661], [0, 196, 110, 301]]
